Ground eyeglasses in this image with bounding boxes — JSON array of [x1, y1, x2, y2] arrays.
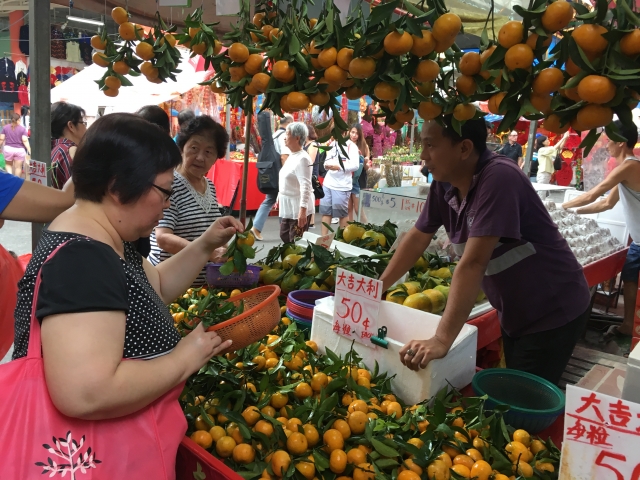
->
[[78, 121, 88, 126], [152, 183, 174, 200]]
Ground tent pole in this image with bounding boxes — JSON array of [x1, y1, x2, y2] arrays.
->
[[30, 0, 51, 249], [239, 108, 253, 225], [225, 102, 231, 160], [409, 112, 416, 154], [524, 120, 537, 177]]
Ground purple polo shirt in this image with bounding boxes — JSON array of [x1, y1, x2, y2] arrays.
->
[[415, 149, 590, 337]]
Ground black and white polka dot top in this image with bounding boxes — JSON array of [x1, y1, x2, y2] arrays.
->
[[12, 230, 181, 360]]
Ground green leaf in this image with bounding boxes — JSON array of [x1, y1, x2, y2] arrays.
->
[[313, 450, 330, 470], [620, 0, 640, 26], [371, 438, 399, 458], [239, 244, 256, 259], [368, 0, 400, 28], [374, 458, 399, 469], [578, 129, 601, 157], [595, 0, 610, 23], [234, 252, 247, 274], [219, 260, 235, 275]]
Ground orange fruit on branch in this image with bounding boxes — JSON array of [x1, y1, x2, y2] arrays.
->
[[532, 67, 564, 94], [453, 103, 477, 121], [345, 85, 363, 100], [418, 100, 443, 120], [504, 43, 534, 70], [271, 450, 291, 477], [530, 94, 552, 114], [245, 53, 264, 75], [104, 76, 121, 90], [273, 60, 296, 83], [337, 48, 354, 70], [136, 42, 155, 61], [572, 24, 608, 55], [92, 52, 109, 68], [526, 33, 552, 50], [576, 104, 614, 131], [325, 65, 348, 85], [620, 29, 640, 57], [215, 435, 236, 458], [112, 60, 130, 75], [432, 12, 462, 43], [487, 92, 506, 114], [190, 430, 213, 449], [319, 78, 340, 93], [140, 61, 159, 79], [374, 82, 401, 101], [228, 43, 250, 63], [232, 443, 256, 464], [459, 51, 482, 76], [189, 27, 201, 38], [269, 28, 281, 42], [480, 45, 496, 69], [296, 460, 316, 480], [323, 428, 344, 452], [253, 12, 265, 28], [353, 463, 376, 480], [413, 59, 440, 82], [330, 449, 348, 474], [111, 6, 128, 24], [286, 431, 308, 455], [318, 47, 338, 68], [416, 81, 436, 96], [384, 31, 413, 55], [541, 0, 574, 33], [90, 35, 107, 50], [410, 30, 436, 57], [191, 42, 206, 55], [288, 92, 310, 110], [498, 21, 524, 49], [349, 57, 376, 79], [119, 22, 141, 41], [577, 75, 616, 104], [456, 75, 477, 96], [229, 65, 247, 82], [251, 72, 270, 93], [309, 91, 331, 106]]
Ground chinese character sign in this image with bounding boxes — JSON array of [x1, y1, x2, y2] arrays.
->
[[316, 232, 335, 249], [29, 160, 47, 186], [333, 268, 382, 346], [559, 385, 640, 480]]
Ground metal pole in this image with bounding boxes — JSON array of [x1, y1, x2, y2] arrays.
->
[[30, 0, 51, 249], [239, 108, 253, 225], [523, 120, 538, 176], [225, 102, 231, 160], [409, 112, 416, 154]]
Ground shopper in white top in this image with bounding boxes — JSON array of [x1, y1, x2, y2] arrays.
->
[[563, 120, 640, 342], [320, 137, 360, 235], [278, 122, 314, 243]]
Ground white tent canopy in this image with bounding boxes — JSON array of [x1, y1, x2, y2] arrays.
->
[[51, 48, 212, 118]]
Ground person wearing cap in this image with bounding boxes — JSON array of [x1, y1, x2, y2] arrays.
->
[[498, 130, 523, 168], [379, 116, 591, 385]]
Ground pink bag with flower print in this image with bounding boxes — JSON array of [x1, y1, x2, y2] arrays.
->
[[0, 242, 187, 479]]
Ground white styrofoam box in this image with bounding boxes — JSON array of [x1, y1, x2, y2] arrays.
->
[[622, 341, 640, 403], [311, 297, 478, 405], [564, 190, 630, 245]]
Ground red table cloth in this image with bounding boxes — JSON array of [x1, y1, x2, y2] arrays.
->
[[207, 159, 266, 211]]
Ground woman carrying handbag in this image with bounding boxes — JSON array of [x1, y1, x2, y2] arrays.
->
[[0, 114, 242, 479]]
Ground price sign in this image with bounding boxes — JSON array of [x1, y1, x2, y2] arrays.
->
[[332, 267, 382, 345], [316, 232, 335, 249], [29, 160, 47, 186], [559, 385, 640, 480]]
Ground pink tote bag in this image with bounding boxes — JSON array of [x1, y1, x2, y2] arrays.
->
[[0, 242, 187, 479]]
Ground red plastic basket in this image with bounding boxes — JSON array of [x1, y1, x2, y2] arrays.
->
[[207, 285, 281, 354], [176, 436, 242, 480], [286, 290, 334, 320]]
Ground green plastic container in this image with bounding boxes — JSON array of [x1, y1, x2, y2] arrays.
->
[[472, 369, 565, 434]]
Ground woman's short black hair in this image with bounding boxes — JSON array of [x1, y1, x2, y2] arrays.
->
[[72, 113, 181, 204], [51, 101, 85, 139], [177, 109, 196, 127], [176, 115, 229, 159], [136, 105, 171, 134], [440, 115, 487, 154], [535, 135, 548, 152]]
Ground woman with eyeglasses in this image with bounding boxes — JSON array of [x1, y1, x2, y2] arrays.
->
[[11, 113, 240, 474], [50, 101, 87, 189], [148, 115, 229, 287]]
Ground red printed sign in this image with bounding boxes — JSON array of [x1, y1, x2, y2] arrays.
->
[[332, 267, 382, 346], [559, 385, 640, 480], [29, 160, 47, 186], [315, 232, 335, 249]]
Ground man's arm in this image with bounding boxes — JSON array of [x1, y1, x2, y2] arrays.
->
[[399, 235, 499, 370], [1, 180, 74, 222], [379, 227, 435, 292], [518, 157, 524, 169], [563, 161, 638, 209], [575, 186, 619, 214]]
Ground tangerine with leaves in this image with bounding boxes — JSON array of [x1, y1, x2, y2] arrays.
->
[[620, 29, 640, 57], [229, 43, 250, 63], [418, 101, 443, 120], [232, 443, 256, 464], [345, 85, 363, 100], [190, 430, 213, 449], [577, 75, 616, 104], [456, 75, 477, 96], [296, 460, 315, 480], [254, 419, 274, 437], [353, 463, 376, 480], [90, 35, 107, 50], [337, 48, 354, 70], [273, 60, 295, 83], [530, 94, 552, 114], [330, 449, 348, 473], [432, 12, 462, 43], [112, 60, 130, 75], [271, 450, 291, 477], [325, 65, 348, 85], [136, 42, 155, 61], [505, 43, 534, 70], [453, 103, 477, 121], [384, 31, 413, 55], [309, 91, 331, 106], [347, 447, 367, 465], [302, 424, 320, 446], [286, 431, 308, 455], [573, 24, 608, 55], [253, 12, 265, 28], [413, 59, 440, 82], [288, 92, 310, 111], [349, 57, 376, 79], [374, 82, 400, 101], [111, 6, 128, 24], [323, 428, 345, 452], [229, 65, 247, 82], [526, 33, 552, 50], [532, 67, 564, 94], [245, 54, 264, 75], [92, 52, 110, 68], [541, 0, 574, 33], [469, 460, 492, 480], [410, 30, 436, 57], [104, 76, 121, 90], [215, 436, 236, 458], [498, 21, 524, 49], [426, 460, 449, 480], [319, 47, 338, 68], [576, 104, 614, 131], [251, 72, 271, 93], [459, 52, 482, 76], [119, 22, 140, 41]]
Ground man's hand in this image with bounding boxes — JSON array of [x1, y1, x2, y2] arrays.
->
[[399, 337, 450, 371]]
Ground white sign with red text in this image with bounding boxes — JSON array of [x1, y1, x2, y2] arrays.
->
[[29, 160, 47, 186], [559, 385, 640, 480], [315, 232, 335, 249], [332, 268, 382, 346]]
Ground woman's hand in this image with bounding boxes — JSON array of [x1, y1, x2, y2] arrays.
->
[[175, 322, 233, 374], [200, 216, 244, 253], [209, 246, 227, 263], [398, 336, 450, 371], [298, 210, 307, 229]]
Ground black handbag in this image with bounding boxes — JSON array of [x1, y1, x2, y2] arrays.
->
[[553, 152, 563, 171], [311, 175, 324, 199]]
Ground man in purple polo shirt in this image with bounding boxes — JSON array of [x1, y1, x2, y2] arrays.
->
[[379, 116, 591, 384]]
